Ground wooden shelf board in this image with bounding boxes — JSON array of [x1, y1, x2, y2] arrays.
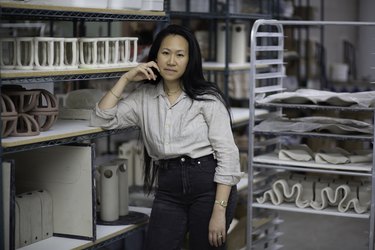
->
[[253, 202, 370, 219], [203, 62, 269, 71], [1, 119, 103, 148], [18, 207, 150, 250], [0, 2, 166, 16], [1, 66, 136, 79]]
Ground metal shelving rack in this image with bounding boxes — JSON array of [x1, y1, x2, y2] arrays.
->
[[248, 19, 375, 250], [0, 2, 168, 21], [165, 0, 272, 101], [0, 3, 168, 249]]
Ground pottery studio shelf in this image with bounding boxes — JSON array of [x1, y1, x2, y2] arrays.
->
[[18, 206, 151, 250], [0, 66, 138, 84], [0, 2, 168, 21], [202, 62, 269, 71], [1, 119, 137, 154], [253, 202, 370, 219]]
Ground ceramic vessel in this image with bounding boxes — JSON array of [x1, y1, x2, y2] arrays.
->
[[0, 38, 17, 69], [100, 163, 120, 222], [63, 38, 79, 69], [16, 37, 34, 70]]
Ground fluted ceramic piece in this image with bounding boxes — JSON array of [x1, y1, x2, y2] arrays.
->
[[118, 37, 138, 66], [16, 37, 34, 70], [0, 38, 17, 69], [16, 194, 33, 247], [64, 38, 79, 69], [108, 38, 119, 67], [34, 37, 55, 70], [96, 38, 109, 67], [79, 38, 98, 68], [1, 93, 18, 137], [35, 190, 53, 240]]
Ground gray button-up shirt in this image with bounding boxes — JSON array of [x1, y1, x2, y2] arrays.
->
[[90, 82, 243, 185]]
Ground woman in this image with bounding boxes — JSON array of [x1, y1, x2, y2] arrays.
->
[[91, 24, 243, 249]]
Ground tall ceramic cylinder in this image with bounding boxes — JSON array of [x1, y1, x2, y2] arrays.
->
[[118, 141, 135, 187], [100, 163, 119, 222], [216, 23, 227, 63], [231, 23, 247, 63], [112, 159, 129, 216]]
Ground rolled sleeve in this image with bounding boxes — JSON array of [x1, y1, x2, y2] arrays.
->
[[203, 97, 244, 186], [90, 96, 139, 130]]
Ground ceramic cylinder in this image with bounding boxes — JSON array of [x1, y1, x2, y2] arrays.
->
[[100, 163, 119, 222], [118, 141, 135, 187], [112, 159, 129, 216], [231, 23, 247, 63], [216, 23, 227, 63]]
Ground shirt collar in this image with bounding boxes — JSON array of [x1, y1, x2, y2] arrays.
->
[[153, 80, 186, 99]]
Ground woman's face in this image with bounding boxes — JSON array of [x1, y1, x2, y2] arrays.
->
[[156, 34, 189, 84]]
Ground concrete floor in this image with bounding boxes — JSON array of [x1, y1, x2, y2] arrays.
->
[[278, 211, 369, 250]]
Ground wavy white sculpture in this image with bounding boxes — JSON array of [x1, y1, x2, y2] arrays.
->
[[257, 177, 370, 214]]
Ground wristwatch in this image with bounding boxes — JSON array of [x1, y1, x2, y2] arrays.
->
[[215, 200, 228, 207]]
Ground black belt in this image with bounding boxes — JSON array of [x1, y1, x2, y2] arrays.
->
[[154, 154, 215, 194], [156, 154, 214, 167]]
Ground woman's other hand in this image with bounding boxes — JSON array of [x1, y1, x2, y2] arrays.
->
[[208, 206, 226, 247]]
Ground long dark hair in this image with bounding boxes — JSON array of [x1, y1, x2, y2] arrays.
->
[[143, 24, 231, 194]]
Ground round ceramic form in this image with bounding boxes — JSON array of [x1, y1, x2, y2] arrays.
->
[[1, 93, 18, 137]]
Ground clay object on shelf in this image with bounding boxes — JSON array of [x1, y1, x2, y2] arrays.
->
[[15, 37, 35, 70], [34, 37, 65, 70], [64, 38, 79, 69], [11, 113, 40, 136], [0, 93, 18, 137], [0, 38, 17, 70], [4, 89, 41, 113], [29, 89, 59, 131]]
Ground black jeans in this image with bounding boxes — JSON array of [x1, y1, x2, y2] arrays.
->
[[144, 154, 237, 250]]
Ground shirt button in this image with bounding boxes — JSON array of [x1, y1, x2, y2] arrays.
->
[[181, 157, 185, 162]]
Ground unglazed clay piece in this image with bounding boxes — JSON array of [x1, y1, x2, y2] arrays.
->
[[11, 113, 40, 136], [1, 93, 18, 137], [4, 89, 41, 113]]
